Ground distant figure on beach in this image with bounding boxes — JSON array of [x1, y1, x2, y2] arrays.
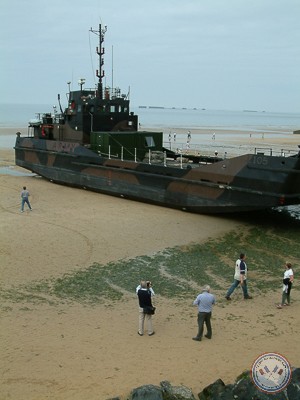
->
[[173, 132, 176, 142], [212, 132, 215, 140], [187, 131, 191, 142], [137, 280, 155, 336], [225, 253, 252, 300], [277, 262, 294, 309], [192, 285, 215, 341], [168, 133, 172, 142], [20, 186, 32, 212]]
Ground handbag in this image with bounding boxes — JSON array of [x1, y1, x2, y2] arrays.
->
[[143, 306, 156, 315]]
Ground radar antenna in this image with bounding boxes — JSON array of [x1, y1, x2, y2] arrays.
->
[[90, 24, 107, 100]]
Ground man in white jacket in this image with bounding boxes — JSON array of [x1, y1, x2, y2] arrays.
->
[[225, 253, 253, 300]]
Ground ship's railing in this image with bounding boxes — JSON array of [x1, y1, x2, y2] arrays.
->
[[163, 141, 300, 159], [100, 146, 215, 168], [98, 143, 300, 168], [28, 112, 65, 126], [254, 147, 299, 157], [80, 86, 126, 100], [103, 86, 127, 100]]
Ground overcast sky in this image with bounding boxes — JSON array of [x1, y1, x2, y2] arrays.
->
[[1, 0, 299, 112]]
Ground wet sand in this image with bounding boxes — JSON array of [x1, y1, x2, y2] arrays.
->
[[0, 128, 299, 399]]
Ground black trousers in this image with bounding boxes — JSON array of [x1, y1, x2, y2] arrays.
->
[[196, 311, 212, 339]]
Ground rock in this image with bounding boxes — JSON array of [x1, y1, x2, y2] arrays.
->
[[198, 370, 294, 399], [198, 378, 227, 399], [106, 398, 121, 400], [232, 370, 287, 399], [126, 366, 300, 400], [287, 367, 300, 400], [160, 380, 196, 399], [129, 384, 163, 400]]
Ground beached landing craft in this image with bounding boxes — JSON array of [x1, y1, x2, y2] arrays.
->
[[15, 25, 300, 214]]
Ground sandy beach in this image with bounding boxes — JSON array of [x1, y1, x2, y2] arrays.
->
[[0, 128, 299, 399]]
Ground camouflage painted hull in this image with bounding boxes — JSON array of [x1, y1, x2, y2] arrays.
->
[[15, 136, 300, 214]]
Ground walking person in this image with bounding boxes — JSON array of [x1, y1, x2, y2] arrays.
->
[[225, 253, 252, 300], [192, 285, 215, 341], [20, 186, 32, 212], [137, 280, 155, 336], [277, 262, 294, 309]]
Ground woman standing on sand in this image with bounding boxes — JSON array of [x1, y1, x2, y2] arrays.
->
[[137, 281, 155, 336], [277, 262, 294, 309]]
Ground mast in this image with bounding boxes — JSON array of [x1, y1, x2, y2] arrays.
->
[[90, 24, 107, 100]]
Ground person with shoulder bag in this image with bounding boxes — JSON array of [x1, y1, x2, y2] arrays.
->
[[137, 280, 155, 336]]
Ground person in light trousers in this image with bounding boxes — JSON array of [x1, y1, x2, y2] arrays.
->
[[137, 280, 155, 336]]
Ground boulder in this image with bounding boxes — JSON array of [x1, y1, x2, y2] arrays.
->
[[161, 380, 196, 399], [129, 384, 163, 400], [121, 366, 300, 400], [232, 370, 286, 399], [287, 368, 300, 400], [198, 369, 297, 399], [198, 378, 228, 399]]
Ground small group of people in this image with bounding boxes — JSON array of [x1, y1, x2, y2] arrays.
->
[[168, 132, 177, 142], [224, 253, 294, 309], [192, 252, 251, 341], [137, 253, 295, 342]]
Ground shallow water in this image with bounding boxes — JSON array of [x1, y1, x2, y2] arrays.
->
[[0, 134, 16, 149], [0, 166, 36, 176]]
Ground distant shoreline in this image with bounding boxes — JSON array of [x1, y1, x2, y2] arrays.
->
[[0, 125, 298, 134], [1, 126, 300, 156], [1, 104, 300, 132]]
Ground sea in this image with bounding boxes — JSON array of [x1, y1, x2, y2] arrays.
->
[[1, 103, 300, 219], [1, 102, 300, 148], [1, 103, 300, 131]]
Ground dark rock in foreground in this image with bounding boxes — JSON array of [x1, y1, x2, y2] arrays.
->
[[111, 367, 300, 400], [199, 368, 300, 400]]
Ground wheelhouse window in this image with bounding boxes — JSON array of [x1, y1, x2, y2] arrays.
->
[[110, 105, 122, 113], [145, 136, 155, 147]]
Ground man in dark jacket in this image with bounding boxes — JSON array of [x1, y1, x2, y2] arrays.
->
[[137, 280, 155, 336]]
